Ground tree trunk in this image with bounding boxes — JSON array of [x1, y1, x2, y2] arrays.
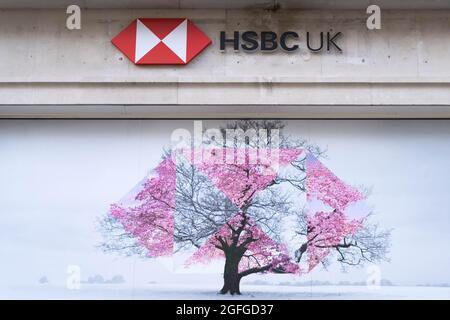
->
[[220, 272, 241, 295], [219, 253, 242, 295]]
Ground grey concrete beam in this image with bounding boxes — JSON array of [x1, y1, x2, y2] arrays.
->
[[0, 82, 450, 106], [2, 104, 450, 119]]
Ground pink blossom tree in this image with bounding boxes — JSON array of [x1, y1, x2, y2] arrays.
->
[[99, 120, 390, 295]]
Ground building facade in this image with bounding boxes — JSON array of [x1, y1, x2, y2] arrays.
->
[[1, 1, 450, 299], [1, 1, 450, 117]]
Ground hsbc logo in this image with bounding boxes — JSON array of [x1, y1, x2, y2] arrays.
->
[[112, 18, 211, 65]]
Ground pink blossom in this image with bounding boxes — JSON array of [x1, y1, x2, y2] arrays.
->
[[110, 156, 175, 256], [108, 148, 367, 275], [306, 154, 364, 211], [182, 148, 302, 208], [186, 213, 301, 275], [306, 210, 362, 271], [305, 155, 364, 271]]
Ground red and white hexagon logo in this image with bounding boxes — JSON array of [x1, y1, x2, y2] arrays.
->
[[112, 18, 212, 65]]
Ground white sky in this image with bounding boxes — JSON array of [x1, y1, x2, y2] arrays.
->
[[1, 119, 449, 291]]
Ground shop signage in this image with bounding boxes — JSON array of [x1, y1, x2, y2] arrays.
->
[[112, 18, 342, 65]]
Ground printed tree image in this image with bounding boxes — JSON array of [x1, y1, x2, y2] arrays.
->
[[294, 155, 391, 272], [99, 121, 390, 295]]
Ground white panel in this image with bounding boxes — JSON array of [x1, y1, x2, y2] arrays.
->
[[135, 19, 160, 63], [162, 19, 187, 63]]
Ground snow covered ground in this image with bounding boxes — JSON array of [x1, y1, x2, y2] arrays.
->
[[3, 283, 450, 300]]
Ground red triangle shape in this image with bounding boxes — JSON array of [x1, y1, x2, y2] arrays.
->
[[139, 18, 185, 40], [111, 20, 137, 63], [137, 41, 185, 65], [186, 20, 212, 63]]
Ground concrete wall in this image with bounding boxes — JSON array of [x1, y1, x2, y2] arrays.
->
[[0, 9, 449, 117]]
